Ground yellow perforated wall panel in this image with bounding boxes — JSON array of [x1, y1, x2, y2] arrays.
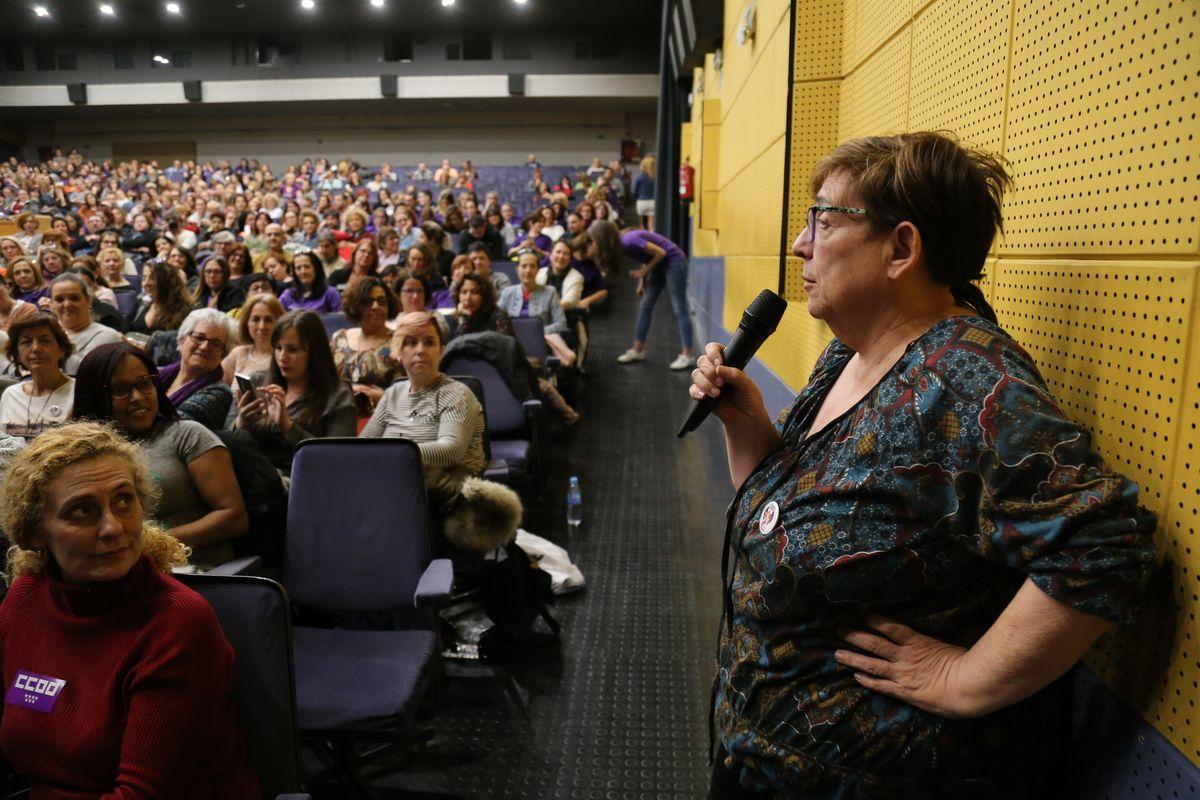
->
[[842, 0, 911, 74], [795, 0, 844, 81], [908, 0, 1009, 152], [784, 81, 841, 303], [837, 29, 910, 141], [1002, 0, 1200, 255]]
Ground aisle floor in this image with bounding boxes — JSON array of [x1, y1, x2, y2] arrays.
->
[[364, 276, 733, 799]]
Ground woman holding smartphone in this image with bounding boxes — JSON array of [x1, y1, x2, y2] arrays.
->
[[236, 310, 355, 474]]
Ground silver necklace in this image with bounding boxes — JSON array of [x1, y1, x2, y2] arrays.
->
[[25, 377, 67, 428]]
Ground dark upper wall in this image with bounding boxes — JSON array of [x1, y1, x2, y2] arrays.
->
[[0, 29, 659, 86]]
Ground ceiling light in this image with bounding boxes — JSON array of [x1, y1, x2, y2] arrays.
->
[[300, 0, 315, 8], [33, 5, 50, 16], [513, 0, 527, 4], [99, 3, 115, 14], [370, 0, 384, 6], [153, 54, 171, 64], [440, 0, 454, 6], [165, 2, 180, 12]]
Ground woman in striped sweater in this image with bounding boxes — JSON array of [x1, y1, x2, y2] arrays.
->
[[359, 310, 485, 508]]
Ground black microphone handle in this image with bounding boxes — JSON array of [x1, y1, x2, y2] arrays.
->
[[675, 324, 765, 438]]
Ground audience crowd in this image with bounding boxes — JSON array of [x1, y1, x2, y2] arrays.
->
[[0, 149, 655, 552], [0, 147, 659, 795]]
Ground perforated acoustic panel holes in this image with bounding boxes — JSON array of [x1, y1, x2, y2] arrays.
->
[[794, 0, 844, 81], [1002, 0, 1200, 256], [909, 0, 1009, 153], [838, 29, 910, 141], [842, 0, 912, 75], [993, 261, 1193, 509]]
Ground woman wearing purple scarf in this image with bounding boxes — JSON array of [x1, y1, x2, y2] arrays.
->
[[160, 308, 234, 431]]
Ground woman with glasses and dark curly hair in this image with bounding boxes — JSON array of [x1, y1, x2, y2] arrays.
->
[[330, 276, 399, 421], [73, 343, 249, 568]]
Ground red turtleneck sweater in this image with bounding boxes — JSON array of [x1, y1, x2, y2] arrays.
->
[[0, 555, 260, 799]]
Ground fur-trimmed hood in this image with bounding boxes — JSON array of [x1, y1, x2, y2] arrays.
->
[[443, 477, 523, 552]]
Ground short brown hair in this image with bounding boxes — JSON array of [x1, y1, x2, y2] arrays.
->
[[342, 275, 397, 322], [6, 313, 73, 372], [810, 131, 1011, 321]]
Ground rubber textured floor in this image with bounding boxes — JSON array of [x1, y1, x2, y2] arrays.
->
[[355, 275, 732, 798]]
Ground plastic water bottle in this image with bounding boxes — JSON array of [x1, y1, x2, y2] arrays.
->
[[566, 476, 583, 530]]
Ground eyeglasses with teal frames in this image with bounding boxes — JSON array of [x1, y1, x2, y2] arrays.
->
[[804, 204, 869, 244]]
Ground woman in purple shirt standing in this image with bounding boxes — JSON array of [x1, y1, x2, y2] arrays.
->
[[616, 228, 693, 370], [279, 250, 342, 314]]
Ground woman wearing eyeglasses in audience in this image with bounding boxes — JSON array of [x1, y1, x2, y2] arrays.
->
[[73, 343, 249, 567], [226, 243, 252, 280], [158, 308, 235, 431], [192, 255, 247, 314], [0, 311, 75, 438], [236, 310, 355, 474], [222, 293, 283, 384], [8, 257, 49, 305], [0, 422, 259, 800], [128, 260, 191, 336], [330, 276, 399, 420], [49, 273, 123, 376], [388, 268, 432, 317], [279, 250, 342, 313]]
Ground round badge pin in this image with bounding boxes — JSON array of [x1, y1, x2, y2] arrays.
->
[[758, 500, 780, 533]]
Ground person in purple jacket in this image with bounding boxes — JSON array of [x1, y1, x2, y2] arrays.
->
[[616, 228, 693, 370], [279, 250, 342, 314]]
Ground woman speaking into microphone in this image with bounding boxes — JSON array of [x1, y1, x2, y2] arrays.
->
[[690, 132, 1156, 799]]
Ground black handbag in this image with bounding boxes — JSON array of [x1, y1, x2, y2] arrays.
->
[[477, 541, 560, 660]]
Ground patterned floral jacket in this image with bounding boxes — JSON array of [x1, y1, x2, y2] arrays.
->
[[714, 316, 1157, 798]]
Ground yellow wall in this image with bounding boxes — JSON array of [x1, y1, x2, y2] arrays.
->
[[688, 0, 1200, 768]]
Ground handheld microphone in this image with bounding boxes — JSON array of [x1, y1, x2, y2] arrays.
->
[[677, 289, 787, 438]]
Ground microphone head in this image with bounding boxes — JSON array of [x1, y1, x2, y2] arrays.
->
[[739, 289, 788, 336]]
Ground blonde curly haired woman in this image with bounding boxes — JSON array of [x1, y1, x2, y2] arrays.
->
[[0, 422, 259, 799]]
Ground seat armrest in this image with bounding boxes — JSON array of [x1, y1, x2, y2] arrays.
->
[[275, 794, 313, 800], [521, 399, 544, 421], [414, 558, 454, 609], [205, 555, 262, 576]]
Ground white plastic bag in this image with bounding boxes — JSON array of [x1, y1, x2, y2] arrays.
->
[[515, 530, 585, 595]]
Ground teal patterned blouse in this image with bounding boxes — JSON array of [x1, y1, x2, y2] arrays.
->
[[713, 315, 1157, 797]]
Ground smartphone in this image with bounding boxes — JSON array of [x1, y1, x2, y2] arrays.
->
[[234, 373, 258, 400]]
